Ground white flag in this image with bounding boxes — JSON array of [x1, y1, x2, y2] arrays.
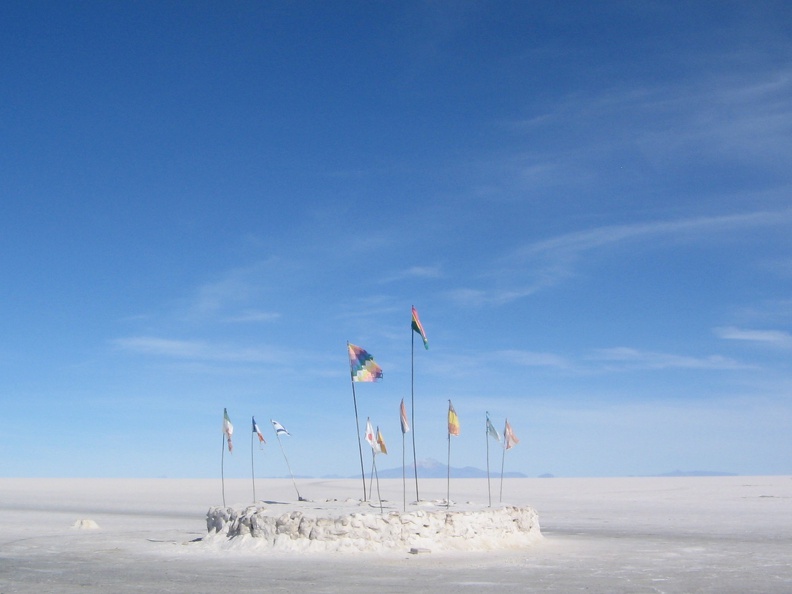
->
[[271, 419, 290, 436], [364, 418, 379, 452], [223, 408, 234, 453]]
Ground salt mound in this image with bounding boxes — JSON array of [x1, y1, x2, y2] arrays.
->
[[204, 503, 541, 553], [71, 519, 100, 530]]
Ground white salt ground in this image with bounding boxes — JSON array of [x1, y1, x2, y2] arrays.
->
[[0, 476, 790, 593]]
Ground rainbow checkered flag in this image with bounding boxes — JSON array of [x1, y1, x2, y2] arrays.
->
[[348, 343, 383, 382]]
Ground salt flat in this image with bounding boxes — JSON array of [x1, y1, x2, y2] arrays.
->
[[0, 476, 790, 593]]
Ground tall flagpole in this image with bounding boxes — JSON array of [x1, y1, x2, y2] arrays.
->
[[221, 433, 226, 506], [499, 437, 506, 503], [410, 330, 419, 502], [350, 377, 367, 502], [486, 413, 492, 507], [250, 426, 256, 503], [373, 451, 383, 513], [446, 427, 451, 509], [402, 423, 406, 512], [347, 342, 382, 503], [368, 455, 376, 502], [446, 400, 459, 509], [500, 418, 519, 503], [275, 431, 303, 501]]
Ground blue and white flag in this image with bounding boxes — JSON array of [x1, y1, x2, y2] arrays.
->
[[486, 412, 501, 442], [271, 419, 290, 436]]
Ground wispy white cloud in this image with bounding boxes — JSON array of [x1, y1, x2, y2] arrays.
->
[[224, 310, 281, 323], [424, 349, 571, 379], [428, 345, 746, 377], [113, 336, 284, 364], [516, 210, 790, 261], [177, 259, 292, 323], [588, 347, 750, 371], [380, 265, 443, 284], [449, 209, 792, 306], [714, 326, 792, 348], [494, 349, 570, 369], [508, 65, 792, 175]]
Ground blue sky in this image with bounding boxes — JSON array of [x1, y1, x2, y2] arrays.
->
[[2, 1, 791, 479]]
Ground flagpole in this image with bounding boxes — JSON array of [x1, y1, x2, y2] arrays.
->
[[351, 380, 367, 502], [499, 418, 507, 503], [373, 453, 383, 513], [410, 329, 419, 502], [446, 427, 451, 509], [275, 431, 303, 501], [486, 413, 492, 507], [251, 428, 256, 503], [221, 432, 226, 507], [349, 342, 367, 502], [368, 455, 375, 502], [402, 428, 406, 512]]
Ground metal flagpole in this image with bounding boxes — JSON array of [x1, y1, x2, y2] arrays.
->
[[368, 455, 375, 502], [446, 400, 459, 509], [486, 413, 492, 507], [349, 342, 368, 502], [275, 431, 303, 501], [410, 330, 419, 502], [221, 433, 227, 507], [499, 419, 507, 503], [373, 452, 383, 513], [402, 426, 406, 512], [446, 428, 451, 509], [351, 381, 367, 502], [251, 427, 256, 503]]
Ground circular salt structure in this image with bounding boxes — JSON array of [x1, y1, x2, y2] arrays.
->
[[204, 500, 541, 553]]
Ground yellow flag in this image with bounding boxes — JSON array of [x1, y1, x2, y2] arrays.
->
[[448, 400, 460, 436], [376, 427, 388, 455]]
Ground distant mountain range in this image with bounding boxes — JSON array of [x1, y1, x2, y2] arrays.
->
[[354, 458, 528, 479], [653, 470, 737, 477], [294, 466, 738, 480]]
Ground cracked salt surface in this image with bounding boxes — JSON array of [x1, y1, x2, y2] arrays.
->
[[0, 476, 790, 593]]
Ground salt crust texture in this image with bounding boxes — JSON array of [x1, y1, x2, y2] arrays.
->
[[204, 502, 542, 553]]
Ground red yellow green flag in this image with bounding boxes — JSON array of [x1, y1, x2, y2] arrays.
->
[[411, 306, 428, 349]]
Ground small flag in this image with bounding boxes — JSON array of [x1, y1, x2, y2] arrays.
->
[[411, 306, 429, 349], [365, 417, 379, 452], [252, 416, 266, 444], [504, 419, 519, 450], [348, 343, 383, 382], [223, 408, 234, 453], [400, 398, 410, 434], [271, 419, 290, 436], [376, 426, 388, 455], [486, 412, 501, 442], [448, 400, 460, 436]]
